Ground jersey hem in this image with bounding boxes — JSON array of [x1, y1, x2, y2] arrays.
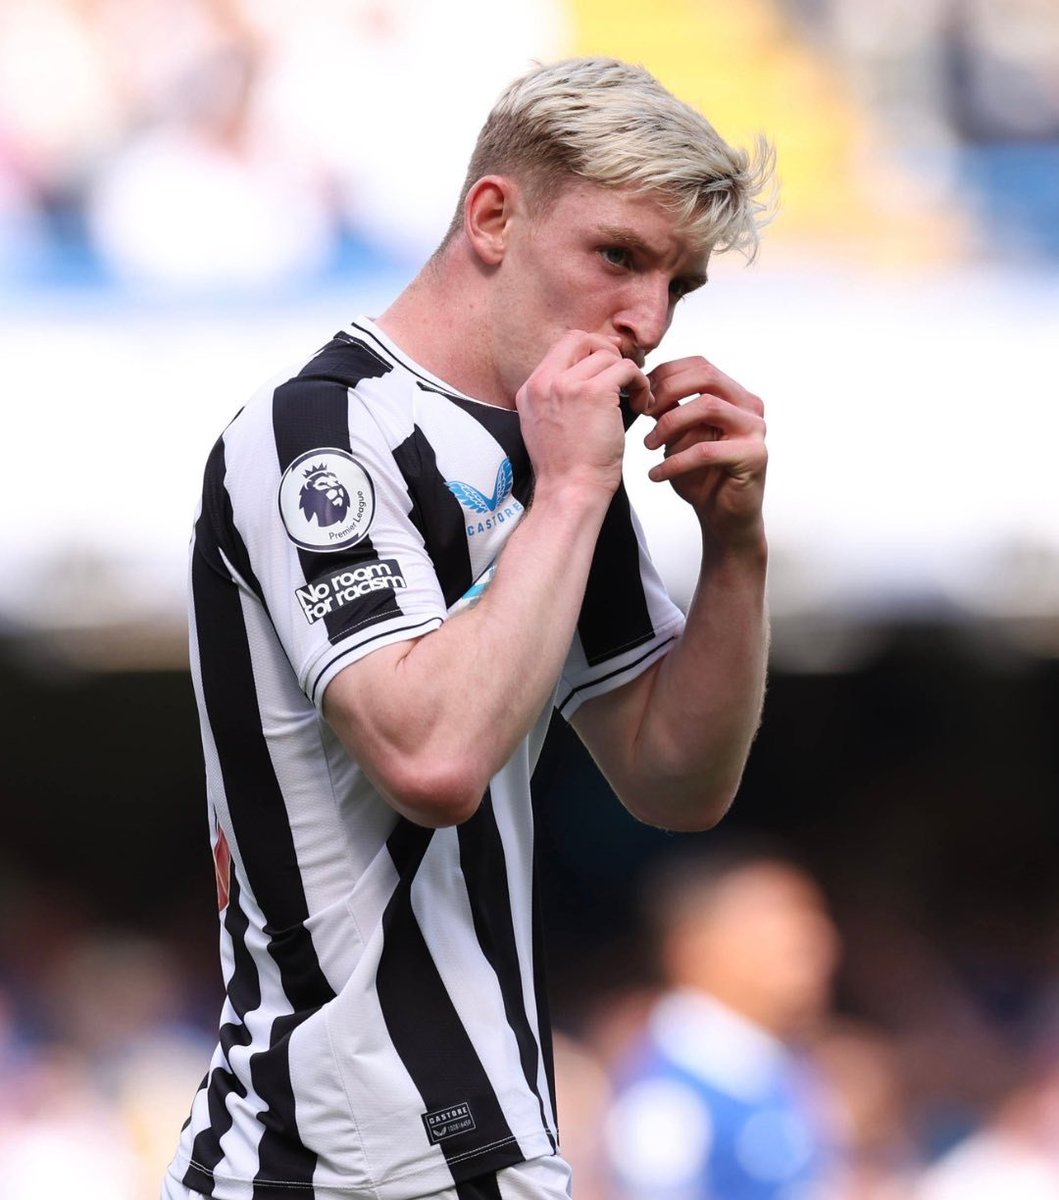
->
[[168, 1130, 556, 1200]]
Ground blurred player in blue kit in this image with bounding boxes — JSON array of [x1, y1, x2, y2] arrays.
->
[[165, 56, 774, 1200], [605, 850, 843, 1200]]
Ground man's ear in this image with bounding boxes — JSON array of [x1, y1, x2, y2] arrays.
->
[[464, 176, 519, 266]]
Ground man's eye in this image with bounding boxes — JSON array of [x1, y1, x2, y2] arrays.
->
[[670, 277, 701, 301], [601, 247, 631, 268]]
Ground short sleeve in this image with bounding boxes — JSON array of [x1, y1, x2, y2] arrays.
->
[[207, 363, 447, 711], [556, 485, 684, 720]]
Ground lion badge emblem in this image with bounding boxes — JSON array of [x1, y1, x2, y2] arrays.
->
[[278, 448, 376, 552], [299, 464, 350, 528]]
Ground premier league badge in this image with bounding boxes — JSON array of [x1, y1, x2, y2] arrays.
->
[[279, 448, 376, 551]]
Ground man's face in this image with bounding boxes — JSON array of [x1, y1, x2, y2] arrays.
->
[[693, 865, 841, 1035], [490, 179, 709, 400]]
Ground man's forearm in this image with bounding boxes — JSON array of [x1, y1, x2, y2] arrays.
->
[[574, 527, 769, 830], [324, 481, 613, 825]]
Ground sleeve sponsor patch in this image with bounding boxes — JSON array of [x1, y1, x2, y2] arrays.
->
[[296, 558, 408, 625], [278, 447, 376, 552]]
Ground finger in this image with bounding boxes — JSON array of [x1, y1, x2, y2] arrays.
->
[[647, 435, 766, 484], [518, 334, 622, 412], [644, 393, 762, 452], [562, 345, 625, 383], [542, 329, 625, 373], [648, 357, 764, 417], [562, 350, 651, 406], [615, 363, 653, 415]]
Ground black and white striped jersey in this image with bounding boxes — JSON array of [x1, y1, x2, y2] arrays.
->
[[167, 318, 685, 1200]]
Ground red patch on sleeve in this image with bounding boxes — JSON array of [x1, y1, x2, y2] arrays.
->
[[214, 827, 231, 911]]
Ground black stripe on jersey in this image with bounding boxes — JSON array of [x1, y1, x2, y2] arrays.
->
[[443, 392, 534, 509], [251, 1011, 320, 1197], [342, 319, 535, 508], [458, 793, 556, 1151], [344, 317, 534, 507], [529, 835, 557, 1131], [192, 511, 336, 1191], [273, 374, 405, 644], [556, 633, 678, 716], [198, 433, 265, 605], [347, 319, 460, 399], [378, 820, 526, 1179], [427, 377, 657, 670], [183, 873, 256, 1193], [577, 483, 656, 666], [193, 514, 335, 995], [444, 389, 656, 669], [183, 1070, 245, 1195], [304, 330, 393, 385], [455, 1172, 503, 1200], [391, 427, 473, 608]]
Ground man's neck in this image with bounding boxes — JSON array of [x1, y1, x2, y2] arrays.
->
[[375, 250, 513, 409]]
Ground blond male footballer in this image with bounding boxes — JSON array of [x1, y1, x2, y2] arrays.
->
[[165, 55, 774, 1200]]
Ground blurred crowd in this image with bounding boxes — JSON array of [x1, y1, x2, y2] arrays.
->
[[788, 0, 1059, 262], [0, 0, 567, 290], [0, 0, 1056, 295], [552, 844, 1059, 1200], [0, 890, 216, 1198], [4, 841, 1059, 1199]]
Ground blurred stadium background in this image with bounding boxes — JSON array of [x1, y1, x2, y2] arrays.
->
[[1, 0, 1058, 1195]]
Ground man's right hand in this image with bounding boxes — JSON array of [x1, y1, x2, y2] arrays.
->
[[514, 331, 650, 502]]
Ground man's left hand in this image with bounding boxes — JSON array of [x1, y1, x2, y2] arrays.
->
[[642, 356, 767, 549]]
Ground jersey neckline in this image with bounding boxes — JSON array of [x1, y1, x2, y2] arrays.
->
[[348, 316, 515, 415]]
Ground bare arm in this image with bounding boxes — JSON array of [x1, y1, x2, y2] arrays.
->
[[572, 355, 769, 831], [323, 333, 651, 827]]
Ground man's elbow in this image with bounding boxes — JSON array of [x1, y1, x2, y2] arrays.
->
[[325, 687, 489, 827], [619, 773, 741, 833], [628, 797, 734, 834], [379, 755, 489, 829]]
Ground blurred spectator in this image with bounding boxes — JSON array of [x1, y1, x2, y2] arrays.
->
[[913, 993, 1059, 1199], [553, 1028, 615, 1200], [832, 904, 1026, 1159], [3, 0, 1054, 282], [244, 0, 569, 264], [813, 1019, 922, 1199], [0, 0, 259, 265], [0, 1045, 141, 1200], [0, 0, 123, 216], [603, 846, 844, 1200], [781, 0, 1059, 259], [943, 0, 1059, 141], [85, 42, 336, 291], [0, 911, 213, 1200]]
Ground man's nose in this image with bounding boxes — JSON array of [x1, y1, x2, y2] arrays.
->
[[615, 282, 672, 357]]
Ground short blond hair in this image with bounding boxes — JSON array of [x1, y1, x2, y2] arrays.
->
[[444, 56, 775, 259]]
